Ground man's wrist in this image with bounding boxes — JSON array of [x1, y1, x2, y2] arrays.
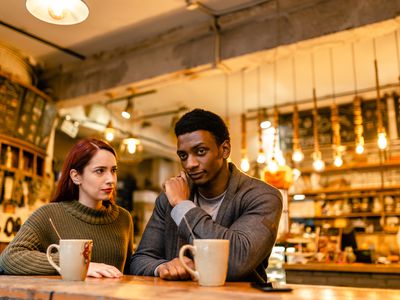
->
[[171, 201, 196, 225]]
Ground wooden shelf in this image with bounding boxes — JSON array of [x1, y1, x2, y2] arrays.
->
[[292, 184, 400, 196], [300, 160, 400, 174], [291, 212, 400, 219]]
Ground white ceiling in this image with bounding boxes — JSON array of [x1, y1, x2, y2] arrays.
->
[[1, 1, 400, 160]]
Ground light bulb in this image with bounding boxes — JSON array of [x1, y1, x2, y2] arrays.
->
[[267, 159, 279, 174], [260, 120, 271, 129], [355, 143, 364, 154], [333, 155, 343, 167], [26, 0, 89, 25], [257, 152, 266, 164], [377, 132, 388, 150], [48, 0, 67, 20], [240, 158, 250, 172], [292, 149, 304, 162], [292, 168, 301, 181], [313, 159, 325, 171], [127, 143, 136, 154], [105, 130, 114, 142], [124, 138, 140, 154], [121, 111, 131, 119]]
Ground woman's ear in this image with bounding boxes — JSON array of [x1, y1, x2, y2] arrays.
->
[[70, 169, 81, 185]]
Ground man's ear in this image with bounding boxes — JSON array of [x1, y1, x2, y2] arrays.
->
[[221, 140, 231, 159], [70, 169, 81, 185]]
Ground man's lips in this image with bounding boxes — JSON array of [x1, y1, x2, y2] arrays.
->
[[188, 171, 204, 179]]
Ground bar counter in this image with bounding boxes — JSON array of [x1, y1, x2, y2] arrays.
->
[[285, 263, 400, 289], [0, 275, 400, 300]]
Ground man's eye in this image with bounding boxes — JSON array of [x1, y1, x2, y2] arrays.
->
[[197, 148, 206, 155], [178, 153, 187, 160]]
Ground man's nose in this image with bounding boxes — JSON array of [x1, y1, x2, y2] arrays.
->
[[185, 155, 199, 169]]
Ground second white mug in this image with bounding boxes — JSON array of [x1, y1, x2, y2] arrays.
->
[[179, 239, 229, 286]]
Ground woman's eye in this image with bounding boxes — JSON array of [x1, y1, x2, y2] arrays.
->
[[112, 168, 118, 174], [95, 169, 104, 174]]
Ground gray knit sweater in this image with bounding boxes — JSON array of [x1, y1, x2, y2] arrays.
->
[[0, 200, 133, 275]]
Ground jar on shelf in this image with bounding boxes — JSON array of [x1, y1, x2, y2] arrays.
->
[[345, 246, 356, 263]]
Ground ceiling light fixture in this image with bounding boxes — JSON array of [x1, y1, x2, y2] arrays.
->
[[373, 39, 388, 150], [26, 0, 89, 25], [123, 137, 141, 154], [121, 98, 133, 120], [352, 43, 365, 155], [329, 48, 343, 168], [291, 56, 304, 163], [104, 120, 116, 142], [311, 53, 325, 172]]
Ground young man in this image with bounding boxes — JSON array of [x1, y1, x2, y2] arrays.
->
[[130, 109, 282, 282]]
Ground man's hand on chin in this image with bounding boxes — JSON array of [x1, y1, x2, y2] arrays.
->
[[163, 171, 190, 207], [158, 257, 195, 281]]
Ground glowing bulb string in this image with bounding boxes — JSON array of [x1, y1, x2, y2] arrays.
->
[[351, 42, 365, 154]]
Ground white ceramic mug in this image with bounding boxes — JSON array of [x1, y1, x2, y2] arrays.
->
[[46, 239, 93, 281], [179, 239, 229, 286]]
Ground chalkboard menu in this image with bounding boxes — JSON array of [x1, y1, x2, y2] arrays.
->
[[279, 97, 389, 151], [0, 74, 56, 150]]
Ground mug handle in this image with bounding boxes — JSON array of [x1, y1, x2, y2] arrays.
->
[[46, 244, 61, 274], [179, 244, 199, 281]]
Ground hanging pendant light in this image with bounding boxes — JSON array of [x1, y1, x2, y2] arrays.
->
[[291, 56, 304, 163], [310, 52, 325, 171], [121, 98, 133, 120], [351, 43, 365, 155], [312, 87, 325, 171], [267, 106, 281, 174], [240, 113, 250, 172], [240, 70, 250, 172], [329, 49, 343, 167], [26, 0, 89, 25], [122, 137, 141, 154], [104, 120, 116, 142], [292, 106, 304, 163], [257, 110, 267, 164], [256, 67, 266, 164], [353, 96, 365, 154], [373, 39, 388, 150]]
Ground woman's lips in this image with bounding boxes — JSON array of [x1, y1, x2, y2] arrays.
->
[[102, 188, 113, 193]]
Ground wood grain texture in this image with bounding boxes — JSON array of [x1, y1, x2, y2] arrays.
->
[[0, 275, 399, 300]]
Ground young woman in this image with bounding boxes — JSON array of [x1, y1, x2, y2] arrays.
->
[[0, 138, 133, 278]]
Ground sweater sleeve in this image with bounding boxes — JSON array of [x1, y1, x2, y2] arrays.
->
[[123, 210, 134, 274], [180, 187, 282, 281], [0, 222, 59, 275], [129, 194, 169, 275]]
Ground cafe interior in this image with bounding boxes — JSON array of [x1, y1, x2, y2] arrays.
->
[[0, 0, 400, 297]]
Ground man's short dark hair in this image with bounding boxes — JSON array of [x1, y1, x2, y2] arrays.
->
[[174, 108, 230, 145]]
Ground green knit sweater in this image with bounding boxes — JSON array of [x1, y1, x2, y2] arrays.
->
[[0, 200, 133, 275]]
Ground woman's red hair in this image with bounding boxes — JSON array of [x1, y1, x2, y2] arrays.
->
[[51, 138, 117, 203]]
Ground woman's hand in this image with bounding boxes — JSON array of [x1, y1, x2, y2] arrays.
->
[[87, 262, 123, 278]]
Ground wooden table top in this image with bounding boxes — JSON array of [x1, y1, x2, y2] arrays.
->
[[0, 275, 399, 300]]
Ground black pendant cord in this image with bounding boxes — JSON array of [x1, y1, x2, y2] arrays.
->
[[0, 20, 86, 60]]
